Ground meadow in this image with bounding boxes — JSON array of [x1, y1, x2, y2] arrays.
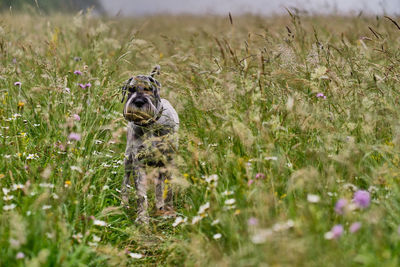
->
[[1, 11, 400, 266]]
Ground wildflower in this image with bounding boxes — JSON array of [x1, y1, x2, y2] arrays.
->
[[211, 219, 220, 225], [205, 174, 218, 184], [191, 215, 202, 225], [325, 224, 343, 240], [255, 173, 265, 179], [72, 233, 83, 243], [129, 253, 143, 259], [102, 185, 109, 190], [3, 195, 14, 201], [95, 140, 103, 144], [2, 188, 10, 195], [88, 241, 98, 247], [3, 203, 16, 211], [316, 93, 327, 99], [65, 87, 70, 93], [20, 132, 27, 138], [198, 202, 210, 215], [16, 252, 25, 259], [92, 235, 101, 242], [349, 222, 362, 233], [17, 102, 24, 108], [74, 70, 82, 75], [247, 179, 254, 186], [334, 198, 347, 214], [0, 174, 4, 179], [251, 229, 273, 244], [307, 194, 320, 203], [248, 217, 258, 226], [93, 219, 107, 226], [172, 216, 185, 227], [78, 83, 86, 89], [68, 133, 81, 141], [353, 190, 370, 209], [225, 199, 236, 205], [73, 114, 80, 121], [264, 156, 278, 161], [70, 166, 82, 173], [222, 190, 234, 196], [42, 205, 52, 210], [213, 233, 222, 240], [86, 82, 92, 88], [26, 154, 37, 160], [14, 82, 21, 86], [12, 184, 25, 190], [39, 183, 54, 188], [12, 113, 21, 120]]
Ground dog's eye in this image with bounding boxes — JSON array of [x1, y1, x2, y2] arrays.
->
[[128, 87, 137, 93], [143, 87, 152, 92]]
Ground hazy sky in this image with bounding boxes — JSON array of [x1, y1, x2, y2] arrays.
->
[[101, 0, 400, 16]]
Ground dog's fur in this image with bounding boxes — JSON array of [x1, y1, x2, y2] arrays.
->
[[121, 66, 179, 223]]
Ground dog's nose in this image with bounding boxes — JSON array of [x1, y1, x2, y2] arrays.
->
[[134, 98, 146, 107]]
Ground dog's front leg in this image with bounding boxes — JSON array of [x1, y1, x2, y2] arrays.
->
[[121, 154, 133, 207], [133, 166, 149, 223]]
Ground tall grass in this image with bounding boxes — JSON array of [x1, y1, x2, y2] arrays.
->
[[1, 12, 400, 266]]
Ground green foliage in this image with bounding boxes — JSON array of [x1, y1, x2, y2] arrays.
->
[[1, 12, 400, 265]]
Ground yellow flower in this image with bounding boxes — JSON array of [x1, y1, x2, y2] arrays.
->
[[0, 174, 4, 179], [234, 209, 241, 215], [65, 180, 71, 187], [18, 102, 25, 108]]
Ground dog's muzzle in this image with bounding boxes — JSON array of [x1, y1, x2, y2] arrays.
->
[[123, 95, 161, 126]]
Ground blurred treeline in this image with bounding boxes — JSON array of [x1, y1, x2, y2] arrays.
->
[[0, 0, 104, 13]]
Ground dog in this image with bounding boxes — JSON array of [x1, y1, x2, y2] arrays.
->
[[121, 65, 179, 223]]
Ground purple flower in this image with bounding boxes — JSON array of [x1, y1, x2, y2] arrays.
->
[[74, 70, 82, 75], [334, 198, 347, 214], [255, 173, 265, 179], [248, 179, 254, 186], [331, 224, 344, 239], [73, 114, 80, 121], [16, 252, 25, 259], [353, 190, 370, 209], [68, 133, 81, 141], [65, 87, 70, 93], [247, 217, 258, 226], [78, 83, 91, 89], [14, 81, 21, 86], [316, 93, 327, 99], [349, 222, 361, 233]]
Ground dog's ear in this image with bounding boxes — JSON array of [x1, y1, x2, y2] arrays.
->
[[150, 65, 160, 77], [121, 77, 133, 103]]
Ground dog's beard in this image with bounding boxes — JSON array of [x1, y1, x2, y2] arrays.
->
[[124, 95, 159, 123]]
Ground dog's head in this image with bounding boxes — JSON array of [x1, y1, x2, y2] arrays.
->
[[121, 66, 162, 125]]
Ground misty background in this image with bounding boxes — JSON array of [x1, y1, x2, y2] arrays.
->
[[101, 0, 400, 16], [0, 0, 399, 15]]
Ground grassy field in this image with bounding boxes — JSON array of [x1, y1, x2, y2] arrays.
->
[[1, 11, 400, 266]]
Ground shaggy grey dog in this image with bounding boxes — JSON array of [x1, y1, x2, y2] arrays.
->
[[121, 66, 179, 223]]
